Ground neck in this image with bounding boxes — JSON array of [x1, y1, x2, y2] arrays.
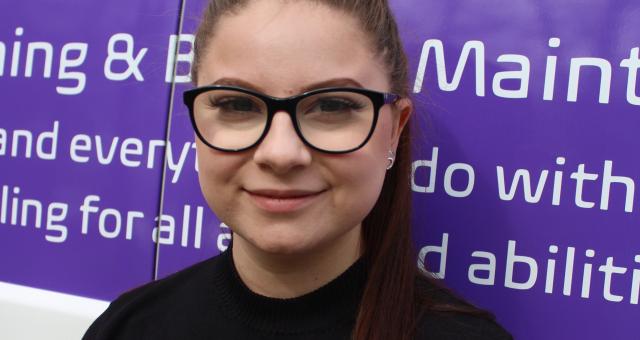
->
[[231, 225, 363, 299]]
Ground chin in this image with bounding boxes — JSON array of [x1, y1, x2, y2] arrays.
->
[[238, 225, 323, 256], [253, 234, 318, 256], [257, 243, 308, 256]]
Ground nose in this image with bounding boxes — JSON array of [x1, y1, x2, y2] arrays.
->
[[253, 111, 312, 174]]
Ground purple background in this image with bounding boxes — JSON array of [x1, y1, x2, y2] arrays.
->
[[1, 0, 638, 339], [0, 0, 181, 298]]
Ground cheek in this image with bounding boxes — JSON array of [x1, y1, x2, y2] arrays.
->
[[328, 117, 393, 218], [328, 155, 386, 228], [195, 141, 244, 215]]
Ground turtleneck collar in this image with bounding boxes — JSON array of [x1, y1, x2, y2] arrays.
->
[[212, 248, 367, 334]]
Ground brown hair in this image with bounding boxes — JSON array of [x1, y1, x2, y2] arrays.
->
[[191, 1, 496, 339]]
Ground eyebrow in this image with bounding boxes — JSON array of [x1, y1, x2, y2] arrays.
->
[[207, 77, 365, 95], [300, 78, 365, 92], [209, 78, 265, 93]]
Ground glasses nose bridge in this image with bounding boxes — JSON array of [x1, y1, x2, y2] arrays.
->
[[260, 95, 306, 143], [265, 96, 300, 119], [263, 95, 304, 134]]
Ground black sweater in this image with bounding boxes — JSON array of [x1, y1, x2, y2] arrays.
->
[[83, 250, 513, 339]]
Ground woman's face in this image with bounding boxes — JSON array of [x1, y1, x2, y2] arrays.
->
[[196, 0, 410, 256]]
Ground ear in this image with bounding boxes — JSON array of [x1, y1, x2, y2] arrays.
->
[[389, 97, 413, 150]]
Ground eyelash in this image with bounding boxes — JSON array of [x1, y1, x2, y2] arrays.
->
[[208, 97, 259, 110], [311, 98, 366, 111]]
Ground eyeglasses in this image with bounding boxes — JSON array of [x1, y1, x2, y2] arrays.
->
[[183, 85, 399, 154]]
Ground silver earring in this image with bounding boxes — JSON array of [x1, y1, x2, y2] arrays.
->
[[386, 150, 396, 170]]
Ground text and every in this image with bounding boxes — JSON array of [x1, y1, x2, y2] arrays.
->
[[0, 121, 195, 184]]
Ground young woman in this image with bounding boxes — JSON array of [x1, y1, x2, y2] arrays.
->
[[85, 0, 513, 339]]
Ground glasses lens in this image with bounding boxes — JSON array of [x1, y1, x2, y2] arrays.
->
[[296, 91, 375, 152], [193, 89, 268, 150]]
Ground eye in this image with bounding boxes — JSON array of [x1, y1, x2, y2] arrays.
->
[[305, 97, 366, 115], [209, 97, 262, 113], [321, 98, 364, 112]]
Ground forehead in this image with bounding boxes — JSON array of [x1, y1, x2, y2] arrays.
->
[[198, 0, 389, 96]]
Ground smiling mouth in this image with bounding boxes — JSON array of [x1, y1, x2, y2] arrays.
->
[[244, 189, 326, 213]]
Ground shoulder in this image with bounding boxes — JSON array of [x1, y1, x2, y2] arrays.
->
[[414, 279, 513, 340], [83, 252, 226, 340], [108, 252, 223, 311]]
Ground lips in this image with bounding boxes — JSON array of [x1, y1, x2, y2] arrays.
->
[[244, 188, 325, 213]]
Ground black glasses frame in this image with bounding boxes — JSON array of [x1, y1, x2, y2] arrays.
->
[[183, 85, 400, 154]]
